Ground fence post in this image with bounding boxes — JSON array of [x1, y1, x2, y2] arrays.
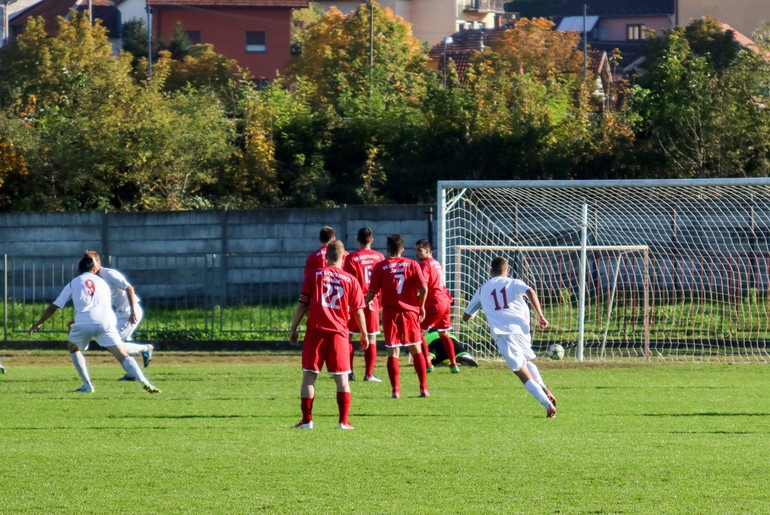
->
[[3, 254, 7, 342], [101, 209, 110, 257]]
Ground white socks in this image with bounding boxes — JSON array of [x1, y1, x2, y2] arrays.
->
[[526, 361, 546, 388], [121, 356, 148, 384], [525, 379, 554, 410], [70, 351, 92, 388], [122, 342, 149, 355]]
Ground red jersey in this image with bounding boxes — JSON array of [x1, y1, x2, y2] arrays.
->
[[299, 266, 365, 334], [420, 256, 453, 306], [343, 248, 386, 309], [369, 257, 426, 314], [304, 246, 349, 275]]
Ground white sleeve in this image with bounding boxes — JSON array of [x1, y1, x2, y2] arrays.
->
[[52, 282, 73, 309], [100, 268, 131, 290], [508, 279, 530, 300], [465, 288, 483, 316]]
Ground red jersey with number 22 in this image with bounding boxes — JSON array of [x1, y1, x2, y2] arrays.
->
[[300, 266, 365, 334], [369, 257, 426, 314]]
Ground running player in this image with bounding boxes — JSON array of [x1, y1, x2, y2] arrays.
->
[[28, 255, 160, 393], [415, 239, 457, 373], [343, 227, 385, 382], [84, 251, 153, 381], [462, 256, 556, 418], [290, 241, 369, 429], [366, 234, 429, 399]]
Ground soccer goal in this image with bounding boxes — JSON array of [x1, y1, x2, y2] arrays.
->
[[438, 179, 770, 363]]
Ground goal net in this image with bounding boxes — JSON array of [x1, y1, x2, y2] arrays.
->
[[439, 179, 770, 363]]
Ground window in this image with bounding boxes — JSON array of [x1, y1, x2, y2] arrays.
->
[[186, 31, 202, 45], [626, 24, 643, 40], [246, 31, 267, 53]]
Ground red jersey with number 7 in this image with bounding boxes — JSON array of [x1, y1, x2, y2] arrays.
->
[[368, 257, 426, 314], [299, 266, 365, 334]]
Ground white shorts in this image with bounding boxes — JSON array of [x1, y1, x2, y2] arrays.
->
[[69, 322, 123, 352], [495, 333, 536, 372], [116, 304, 143, 342]]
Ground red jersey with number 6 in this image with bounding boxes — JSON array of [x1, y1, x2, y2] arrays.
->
[[299, 266, 365, 334], [369, 257, 426, 314], [343, 248, 385, 309]]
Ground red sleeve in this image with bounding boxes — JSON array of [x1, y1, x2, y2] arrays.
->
[[299, 272, 314, 305], [414, 260, 427, 287], [349, 279, 365, 312], [368, 263, 382, 294], [343, 254, 355, 276]]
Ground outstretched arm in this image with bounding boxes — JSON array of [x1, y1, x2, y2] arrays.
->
[[526, 288, 549, 330], [29, 304, 60, 334]]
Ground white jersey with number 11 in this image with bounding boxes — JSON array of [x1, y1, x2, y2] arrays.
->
[[465, 276, 531, 335]]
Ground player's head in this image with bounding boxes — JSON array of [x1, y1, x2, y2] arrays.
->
[[491, 257, 509, 277], [357, 227, 373, 248], [319, 226, 336, 245], [386, 234, 404, 257], [78, 255, 97, 274], [326, 240, 345, 266], [415, 239, 431, 262], [83, 250, 102, 270]]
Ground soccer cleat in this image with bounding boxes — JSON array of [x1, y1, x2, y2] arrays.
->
[[391, 389, 400, 399], [291, 420, 313, 429], [456, 353, 479, 367], [450, 365, 460, 374], [338, 422, 355, 430], [348, 372, 356, 382], [363, 375, 382, 383], [419, 389, 430, 398], [76, 384, 94, 393], [0, 365, 5, 374], [142, 344, 154, 368], [547, 407, 557, 418], [426, 365, 435, 373], [542, 386, 557, 407], [142, 382, 161, 394], [117, 374, 137, 381]]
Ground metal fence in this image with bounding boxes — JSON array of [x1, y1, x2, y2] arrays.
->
[[2, 253, 305, 341]]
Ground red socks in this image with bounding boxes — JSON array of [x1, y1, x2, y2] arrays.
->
[[413, 351, 427, 391], [439, 333, 457, 367], [365, 343, 376, 378], [421, 335, 432, 366], [301, 397, 314, 423], [387, 356, 400, 392], [336, 391, 351, 424]]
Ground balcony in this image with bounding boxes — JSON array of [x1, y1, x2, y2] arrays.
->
[[463, 0, 506, 14]]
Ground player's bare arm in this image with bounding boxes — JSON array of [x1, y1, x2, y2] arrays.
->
[[365, 290, 376, 311], [354, 308, 369, 350], [417, 284, 428, 322], [289, 302, 310, 346], [462, 312, 474, 322], [126, 285, 139, 324], [526, 288, 549, 330], [29, 304, 60, 334]]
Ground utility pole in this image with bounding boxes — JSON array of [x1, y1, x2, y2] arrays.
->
[[146, 4, 152, 81], [582, 4, 587, 80], [369, 1, 374, 98]]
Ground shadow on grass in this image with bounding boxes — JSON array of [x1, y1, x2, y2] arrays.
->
[[642, 412, 769, 417]]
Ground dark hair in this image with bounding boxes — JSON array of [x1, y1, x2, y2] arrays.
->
[[79, 256, 96, 274], [415, 239, 431, 251], [386, 234, 404, 255], [357, 227, 373, 245], [326, 240, 345, 263], [491, 257, 508, 276], [319, 226, 335, 245]]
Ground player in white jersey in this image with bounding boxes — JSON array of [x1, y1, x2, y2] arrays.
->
[[29, 255, 160, 394], [462, 256, 556, 418], [85, 251, 153, 380]]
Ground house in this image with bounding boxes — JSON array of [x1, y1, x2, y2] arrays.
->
[[147, 0, 307, 81], [1, 0, 43, 45], [8, 0, 123, 53], [115, 0, 146, 24], [678, 0, 769, 41], [313, 0, 514, 46]]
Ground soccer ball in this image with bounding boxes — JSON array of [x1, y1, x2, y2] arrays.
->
[[547, 344, 565, 360]]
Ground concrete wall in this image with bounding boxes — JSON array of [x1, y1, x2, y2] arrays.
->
[[0, 206, 437, 303]]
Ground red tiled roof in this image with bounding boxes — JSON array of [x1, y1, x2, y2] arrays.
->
[[147, 0, 307, 7]]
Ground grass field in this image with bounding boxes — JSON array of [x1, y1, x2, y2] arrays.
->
[[0, 351, 769, 513]]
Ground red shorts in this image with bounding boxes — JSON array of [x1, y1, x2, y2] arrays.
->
[[382, 310, 422, 347], [302, 329, 351, 374], [348, 305, 381, 335], [421, 300, 452, 331]]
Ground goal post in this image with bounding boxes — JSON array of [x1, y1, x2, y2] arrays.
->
[[439, 179, 770, 363]]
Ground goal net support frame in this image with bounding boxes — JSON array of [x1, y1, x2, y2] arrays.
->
[[438, 179, 770, 363]]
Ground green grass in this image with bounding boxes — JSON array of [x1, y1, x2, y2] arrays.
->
[[1, 355, 769, 513]]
